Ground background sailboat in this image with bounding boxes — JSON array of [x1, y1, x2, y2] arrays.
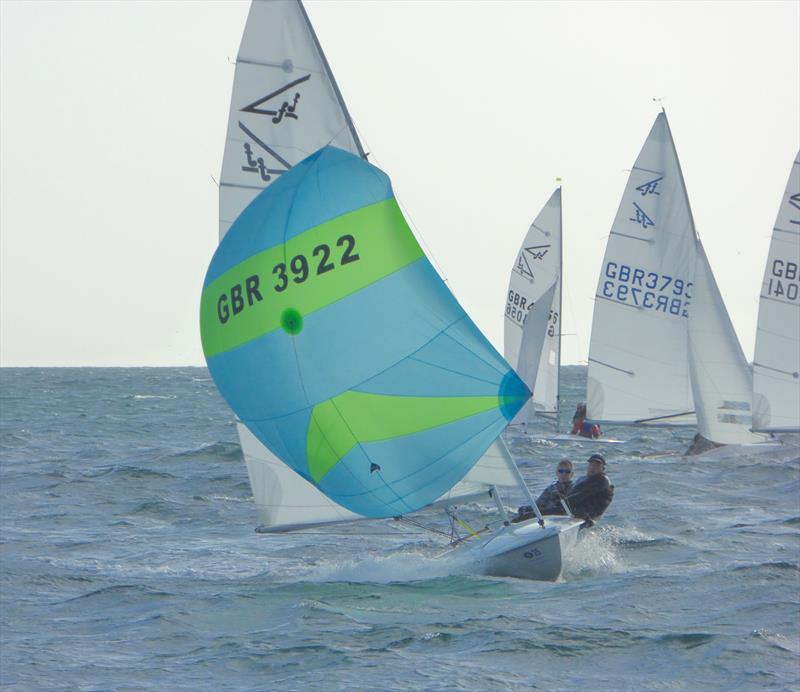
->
[[504, 188, 562, 430], [503, 189, 623, 445], [586, 110, 765, 451], [752, 152, 800, 434]]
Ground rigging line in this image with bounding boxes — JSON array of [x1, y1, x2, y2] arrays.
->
[[378, 412, 507, 489], [352, 128, 451, 284], [395, 515, 454, 540], [321, 395, 415, 515]]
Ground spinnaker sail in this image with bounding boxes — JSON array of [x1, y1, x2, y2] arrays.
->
[[504, 188, 562, 426], [203, 146, 529, 518]]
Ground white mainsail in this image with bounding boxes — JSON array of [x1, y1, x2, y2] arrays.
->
[[243, 423, 528, 532], [221, 0, 528, 531], [688, 242, 765, 444], [504, 188, 562, 425], [220, 0, 364, 532], [752, 152, 800, 433], [587, 112, 696, 425], [219, 0, 363, 240]]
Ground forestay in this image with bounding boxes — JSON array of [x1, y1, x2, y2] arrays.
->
[[504, 189, 562, 425], [202, 146, 529, 519], [753, 152, 800, 433], [688, 242, 765, 444], [587, 112, 696, 425]]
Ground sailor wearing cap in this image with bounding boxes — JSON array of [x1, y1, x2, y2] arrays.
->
[[565, 453, 614, 527]]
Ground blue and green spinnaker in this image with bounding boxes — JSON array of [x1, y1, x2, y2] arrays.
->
[[201, 146, 529, 517]]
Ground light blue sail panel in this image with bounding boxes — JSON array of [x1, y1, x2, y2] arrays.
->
[[200, 146, 530, 518]]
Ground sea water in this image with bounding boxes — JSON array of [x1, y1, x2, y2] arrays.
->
[[1, 367, 798, 690]]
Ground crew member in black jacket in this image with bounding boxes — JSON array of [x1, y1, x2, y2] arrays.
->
[[566, 453, 614, 527]]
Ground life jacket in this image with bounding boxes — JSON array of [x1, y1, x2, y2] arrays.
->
[[579, 420, 601, 438]]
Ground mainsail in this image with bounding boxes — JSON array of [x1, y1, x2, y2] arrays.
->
[[219, 0, 363, 240], [752, 152, 800, 433], [214, 0, 529, 528], [203, 147, 530, 518], [218, 0, 364, 531], [504, 188, 562, 426], [587, 112, 696, 425]]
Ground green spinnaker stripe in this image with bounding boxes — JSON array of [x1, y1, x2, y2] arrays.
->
[[200, 198, 424, 357], [306, 391, 509, 483]]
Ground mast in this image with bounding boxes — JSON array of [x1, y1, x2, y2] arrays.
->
[[662, 108, 700, 244], [556, 180, 563, 432], [296, 0, 365, 159]]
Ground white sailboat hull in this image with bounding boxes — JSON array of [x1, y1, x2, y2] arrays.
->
[[504, 429, 625, 445], [449, 516, 583, 581], [535, 433, 625, 445]]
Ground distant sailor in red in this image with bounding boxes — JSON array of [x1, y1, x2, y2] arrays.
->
[[570, 402, 601, 439]]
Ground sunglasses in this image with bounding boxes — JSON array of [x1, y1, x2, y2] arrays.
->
[[557, 468, 572, 474]]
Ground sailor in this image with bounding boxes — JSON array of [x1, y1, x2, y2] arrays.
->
[[534, 459, 574, 515], [570, 402, 602, 439], [566, 453, 614, 527]]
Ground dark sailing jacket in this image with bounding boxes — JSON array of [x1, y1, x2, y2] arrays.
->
[[535, 480, 573, 515], [566, 473, 614, 521]]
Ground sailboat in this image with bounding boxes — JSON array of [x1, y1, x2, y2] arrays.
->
[[586, 110, 768, 452], [205, 0, 582, 580], [504, 187, 562, 431], [752, 151, 800, 434], [503, 188, 624, 445]]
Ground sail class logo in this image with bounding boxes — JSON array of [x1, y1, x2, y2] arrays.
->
[[514, 245, 551, 279], [629, 202, 655, 229], [790, 192, 800, 224], [636, 176, 662, 196], [236, 75, 311, 183], [240, 74, 311, 123]]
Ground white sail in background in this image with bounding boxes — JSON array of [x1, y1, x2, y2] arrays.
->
[[753, 152, 800, 433], [219, 0, 363, 240], [688, 242, 766, 444], [504, 189, 562, 424], [512, 282, 558, 427], [587, 112, 696, 425]]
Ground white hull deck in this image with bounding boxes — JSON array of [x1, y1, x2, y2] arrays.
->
[[445, 515, 583, 581]]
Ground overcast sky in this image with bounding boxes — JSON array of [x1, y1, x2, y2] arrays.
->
[[1, 0, 798, 367]]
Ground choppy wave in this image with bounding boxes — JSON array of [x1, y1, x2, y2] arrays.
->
[[1, 367, 798, 690]]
